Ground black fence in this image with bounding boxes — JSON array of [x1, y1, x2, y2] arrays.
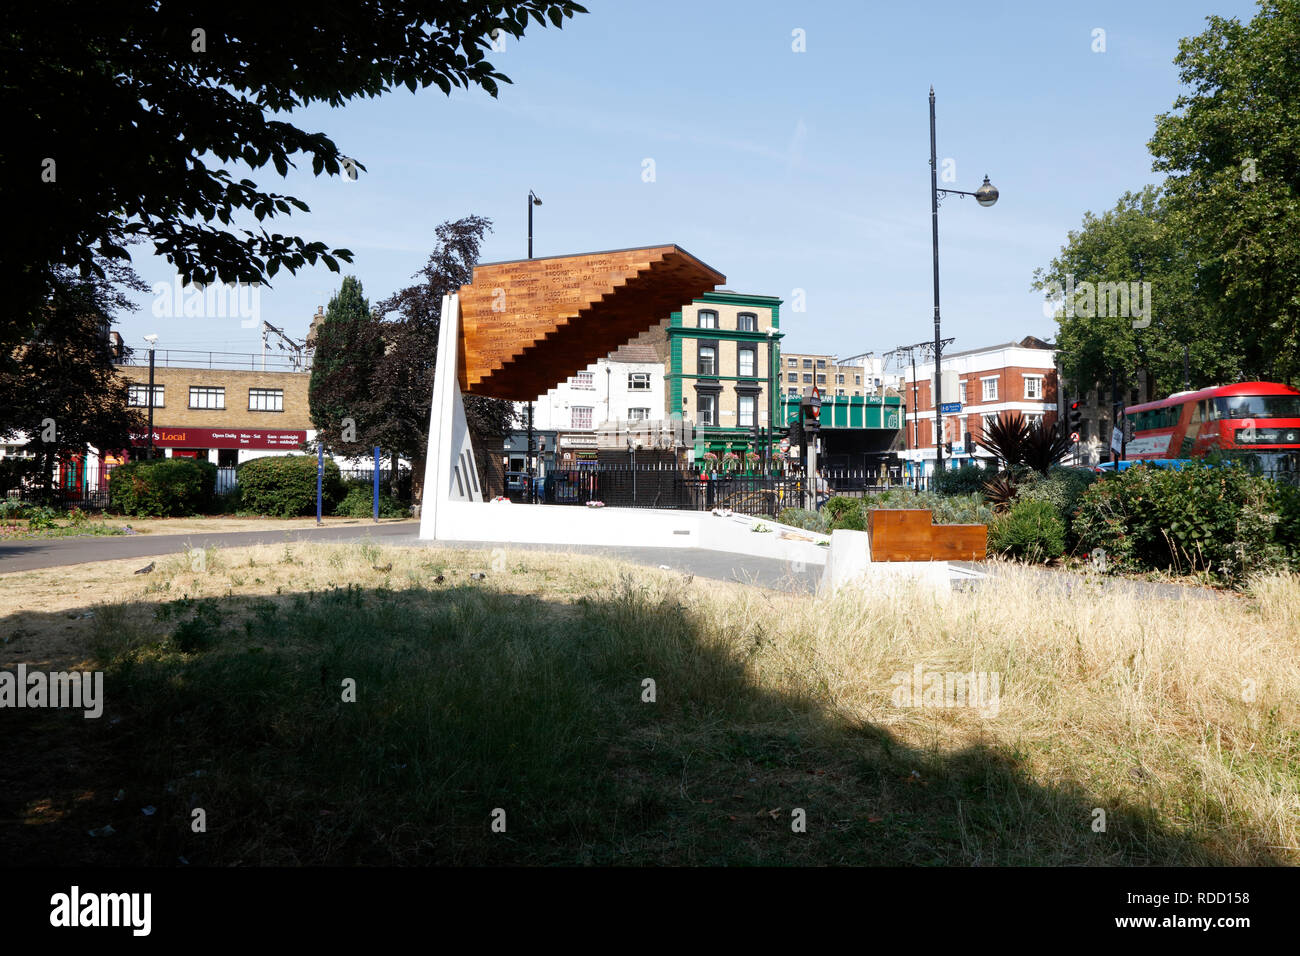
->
[[533, 465, 907, 516]]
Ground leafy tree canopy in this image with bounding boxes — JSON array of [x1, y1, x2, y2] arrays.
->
[[308, 275, 383, 456], [0, 0, 587, 348], [1149, 0, 1300, 383]]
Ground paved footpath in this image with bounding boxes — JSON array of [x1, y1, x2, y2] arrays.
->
[[0, 524, 825, 593], [2, 527, 1221, 601], [0, 522, 417, 575]]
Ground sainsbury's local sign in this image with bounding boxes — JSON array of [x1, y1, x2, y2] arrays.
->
[[129, 428, 307, 450]]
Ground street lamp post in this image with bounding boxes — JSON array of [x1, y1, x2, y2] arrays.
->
[[527, 190, 543, 499], [929, 86, 998, 475], [143, 334, 158, 459]]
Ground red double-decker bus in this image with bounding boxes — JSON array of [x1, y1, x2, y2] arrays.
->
[[1122, 382, 1300, 474]]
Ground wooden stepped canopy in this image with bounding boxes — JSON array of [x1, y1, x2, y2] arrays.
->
[[458, 245, 724, 400]]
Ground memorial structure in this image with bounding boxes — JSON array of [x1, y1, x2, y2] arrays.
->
[[419, 245, 726, 539]]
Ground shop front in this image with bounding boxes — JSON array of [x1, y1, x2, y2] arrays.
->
[[130, 426, 308, 464]]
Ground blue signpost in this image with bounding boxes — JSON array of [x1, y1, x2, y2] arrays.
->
[[373, 447, 380, 523], [316, 444, 323, 526], [939, 402, 963, 415]]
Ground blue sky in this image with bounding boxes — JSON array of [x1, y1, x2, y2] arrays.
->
[[117, 0, 1262, 369]]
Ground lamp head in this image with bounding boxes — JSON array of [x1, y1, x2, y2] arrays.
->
[[530, 190, 543, 206], [975, 175, 999, 207]]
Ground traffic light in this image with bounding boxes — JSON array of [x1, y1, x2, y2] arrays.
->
[[944, 441, 953, 454], [1068, 400, 1082, 431]]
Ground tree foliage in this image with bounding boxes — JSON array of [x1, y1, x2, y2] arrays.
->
[[1, 1, 587, 331], [0, 256, 147, 499], [308, 217, 518, 472], [1031, 187, 1223, 396], [1149, 0, 1300, 384], [373, 216, 517, 462], [1039, 1, 1300, 396], [308, 276, 383, 456]]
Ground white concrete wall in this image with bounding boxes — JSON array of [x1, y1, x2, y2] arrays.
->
[[430, 501, 828, 567]]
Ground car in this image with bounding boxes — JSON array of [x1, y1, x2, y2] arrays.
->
[[503, 471, 535, 502], [1093, 458, 1194, 473]]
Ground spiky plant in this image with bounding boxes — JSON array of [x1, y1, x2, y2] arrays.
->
[[977, 412, 1032, 471], [981, 473, 1019, 513], [1023, 420, 1074, 475]]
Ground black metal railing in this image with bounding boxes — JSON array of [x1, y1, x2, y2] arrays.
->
[[531, 465, 908, 516]]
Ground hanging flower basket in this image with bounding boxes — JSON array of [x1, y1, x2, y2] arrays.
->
[[745, 451, 761, 462], [722, 451, 741, 472]]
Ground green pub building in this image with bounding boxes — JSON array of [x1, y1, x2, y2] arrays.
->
[[663, 290, 783, 465]]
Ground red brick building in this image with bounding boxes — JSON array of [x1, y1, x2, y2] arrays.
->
[[899, 336, 1059, 477]]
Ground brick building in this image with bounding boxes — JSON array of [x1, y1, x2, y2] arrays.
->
[[116, 352, 313, 466], [899, 336, 1060, 477]]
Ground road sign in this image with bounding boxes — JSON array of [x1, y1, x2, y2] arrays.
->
[[810, 386, 822, 406], [779, 437, 790, 452], [939, 402, 962, 415], [1070, 431, 1080, 443], [1110, 426, 1123, 453]]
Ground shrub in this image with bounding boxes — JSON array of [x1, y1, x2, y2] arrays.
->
[[868, 487, 993, 526], [109, 459, 217, 516], [822, 495, 866, 531], [777, 507, 828, 534], [333, 480, 410, 518], [1072, 462, 1295, 582], [1016, 466, 1097, 544], [989, 498, 1065, 562], [237, 455, 343, 517], [933, 462, 992, 497]]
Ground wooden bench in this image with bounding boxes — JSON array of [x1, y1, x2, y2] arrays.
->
[[867, 509, 987, 562]]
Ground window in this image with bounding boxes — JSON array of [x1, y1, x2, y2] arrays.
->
[[738, 395, 756, 428], [788, 387, 800, 396], [570, 371, 594, 389], [856, 375, 862, 385], [736, 313, 758, 332], [816, 360, 826, 369], [1024, 376, 1043, 400], [836, 389, 846, 397], [571, 406, 593, 429], [128, 384, 164, 408], [189, 386, 225, 410], [1214, 395, 1300, 419], [802, 359, 812, 369], [982, 413, 998, 437], [697, 394, 716, 426], [738, 347, 756, 378], [627, 372, 651, 391], [698, 345, 717, 376], [836, 374, 845, 384], [787, 372, 797, 383], [787, 357, 797, 368], [248, 388, 283, 412], [802, 373, 812, 384], [816, 374, 826, 384], [981, 377, 999, 401], [628, 407, 651, 421], [697, 310, 718, 329]]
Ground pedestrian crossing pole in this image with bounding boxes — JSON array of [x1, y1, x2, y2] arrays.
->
[[373, 446, 380, 523]]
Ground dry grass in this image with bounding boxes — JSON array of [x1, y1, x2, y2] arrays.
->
[[2, 540, 1296, 865]]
